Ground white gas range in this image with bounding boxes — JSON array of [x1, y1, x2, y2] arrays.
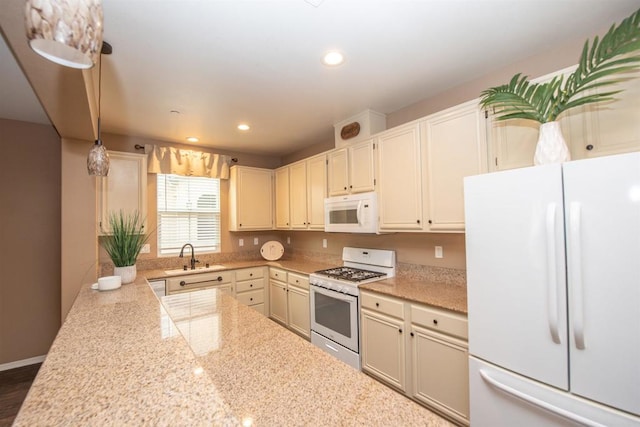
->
[[309, 247, 396, 369]]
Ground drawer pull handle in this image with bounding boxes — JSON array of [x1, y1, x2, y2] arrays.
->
[[433, 319, 438, 325], [180, 280, 187, 287], [375, 302, 380, 307], [250, 298, 253, 301], [250, 284, 253, 287], [217, 276, 223, 282]]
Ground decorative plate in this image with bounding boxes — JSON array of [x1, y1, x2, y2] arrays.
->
[[260, 240, 285, 261]]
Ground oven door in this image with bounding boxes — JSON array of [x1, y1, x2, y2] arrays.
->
[[310, 284, 359, 353]]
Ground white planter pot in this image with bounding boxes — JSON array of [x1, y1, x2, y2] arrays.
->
[[114, 264, 137, 284], [534, 121, 571, 165]]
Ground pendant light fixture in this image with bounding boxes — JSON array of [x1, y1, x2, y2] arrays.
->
[[87, 41, 112, 176], [25, 0, 104, 69]]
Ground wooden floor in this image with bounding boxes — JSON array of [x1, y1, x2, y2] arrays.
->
[[0, 363, 41, 427]]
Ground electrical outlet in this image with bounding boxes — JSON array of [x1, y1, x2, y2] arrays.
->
[[239, 238, 244, 247], [322, 238, 327, 249], [254, 237, 259, 245], [287, 236, 291, 244], [140, 243, 150, 254], [435, 246, 443, 259]]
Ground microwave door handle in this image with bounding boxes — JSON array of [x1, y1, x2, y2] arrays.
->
[[356, 201, 363, 226]]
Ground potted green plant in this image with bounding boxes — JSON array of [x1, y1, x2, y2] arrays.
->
[[101, 210, 149, 284], [480, 8, 640, 165]]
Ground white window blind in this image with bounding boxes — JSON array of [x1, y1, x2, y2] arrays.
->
[[157, 174, 221, 255]]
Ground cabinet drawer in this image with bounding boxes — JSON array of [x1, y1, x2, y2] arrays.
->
[[287, 272, 309, 290], [361, 291, 405, 319], [411, 304, 468, 340], [236, 289, 265, 306], [167, 271, 233, 293], [236, 277, 265, 293], [269, 268, 287, 282], [235, 267, 264, 281]]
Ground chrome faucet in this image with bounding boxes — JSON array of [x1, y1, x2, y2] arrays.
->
[[179, 243, 199, 270]]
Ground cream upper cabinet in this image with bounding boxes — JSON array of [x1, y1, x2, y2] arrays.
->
[[306, 153, 327, 230], [229, 165, 274, 231], [422, 100, 488, 232], [487, 66, 640, 171], [274, 167, 290, 229], [566, 69, 640, 159], [289, 161, 308, 229], [98, 151, 147, 235], [376, 123, 423, 231], [327, 139, 375, 196]]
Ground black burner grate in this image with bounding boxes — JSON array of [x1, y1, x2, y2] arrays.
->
[[314, 266, 386, 283]]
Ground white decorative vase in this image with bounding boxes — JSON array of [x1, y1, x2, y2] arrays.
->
[[114, 264, 137, 284], [533, 121, 571, 165]]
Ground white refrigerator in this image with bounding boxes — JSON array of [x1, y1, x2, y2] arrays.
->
[[464, 152, 640, 426]]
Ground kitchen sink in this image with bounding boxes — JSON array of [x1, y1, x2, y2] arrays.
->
[[164, 265, 226, 275]]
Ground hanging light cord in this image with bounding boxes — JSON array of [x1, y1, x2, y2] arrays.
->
[[96, 50, 102, 145]]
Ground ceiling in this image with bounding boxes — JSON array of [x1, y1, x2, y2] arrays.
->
[[1, 1, 639, 157]]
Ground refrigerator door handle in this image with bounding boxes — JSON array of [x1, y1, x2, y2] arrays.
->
[[569, 202, 586, 350], [479, 369, 605, 427], [546, 203, 561, 344]]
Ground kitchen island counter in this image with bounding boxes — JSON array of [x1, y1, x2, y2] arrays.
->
[[14, 273, 453, 426]]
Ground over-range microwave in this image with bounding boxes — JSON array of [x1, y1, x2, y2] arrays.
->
[[324, 192, 378, 233]]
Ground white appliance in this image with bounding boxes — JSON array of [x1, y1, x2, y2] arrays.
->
[[309, 247, 396, 369], [464, 152, 640, 426], [324, 192, 378, 233]]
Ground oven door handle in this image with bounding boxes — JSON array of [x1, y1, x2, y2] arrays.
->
[[311, 284, 356, 302]]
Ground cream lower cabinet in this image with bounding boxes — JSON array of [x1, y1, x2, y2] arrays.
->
[[360, 290, 469, 426], [229, 166, 274, 231], [361, 293, 406, 392], [166, 271, 233, 295], [234, 267, 267, 315], [268, 268, 310, 339]]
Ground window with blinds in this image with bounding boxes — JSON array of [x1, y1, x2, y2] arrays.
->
[[157, 174, 221, 255]]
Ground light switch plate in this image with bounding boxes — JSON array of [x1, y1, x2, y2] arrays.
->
[[239, 238, 244, 247], [254, 237, 259, 245], [435, 246, 443, 258], [287, 236, 291, 244], [322, 238, 327, 249]]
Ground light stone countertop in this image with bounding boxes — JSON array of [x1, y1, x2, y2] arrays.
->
[[143, 258, 468, 314], [14, 271, 455, 426]]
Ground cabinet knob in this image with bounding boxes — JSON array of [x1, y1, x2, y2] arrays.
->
[[250, 273, 253, 277], [250, 284, 253, 287], [217, 276, 223, 282], [179, 280, 187, 287], [239, 223, 242, 227], [586, 144, 594, 151], [250, 298, 253, 301], [417, 219, 421, 224], [433, 319, 438, 325], [428, 220, 432, 224], [410, 332, 414, 337], [349, 185, 352, 189], [344, 186, 347, 190], [375, 302, 379, 307], [399, 328, 403, 334]]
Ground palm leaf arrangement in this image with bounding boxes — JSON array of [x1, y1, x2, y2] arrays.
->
[[102, 210, 149, 267], [480, 8, 640, 123]]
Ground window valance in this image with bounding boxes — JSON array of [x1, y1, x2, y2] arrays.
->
[[144, 144, 232, 179]]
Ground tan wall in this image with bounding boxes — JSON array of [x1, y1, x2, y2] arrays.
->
[[98, 133, 283, 264], [61, 138, 98, 321], [0, 119, 61, 364], [283, 231, 466, 270]]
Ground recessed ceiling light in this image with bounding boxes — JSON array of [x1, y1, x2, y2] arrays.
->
[[322, 51, 344, 66], [237, 124, 250, 131], [186, 136, 199, 143]]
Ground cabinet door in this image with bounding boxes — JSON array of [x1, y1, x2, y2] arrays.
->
[[361, 308, 406, 392], [269, 280, 288, 325], [423, 101, 487, 231], [274, 167, 290, 229], [98, 151, 147, 234], [567, 72, 640, 159], [289, 161, 308, 229], [230, 166, 274, 230], [327, 148, 349, 196], [306, 154, 327, 230], [349, 139, 375, 193], [287, 285, 310, 338], [377, 123, 423, 230], [411, 325, 469, 423]]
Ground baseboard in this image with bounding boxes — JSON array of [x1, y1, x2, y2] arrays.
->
[[0, 355, 46, 372]]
